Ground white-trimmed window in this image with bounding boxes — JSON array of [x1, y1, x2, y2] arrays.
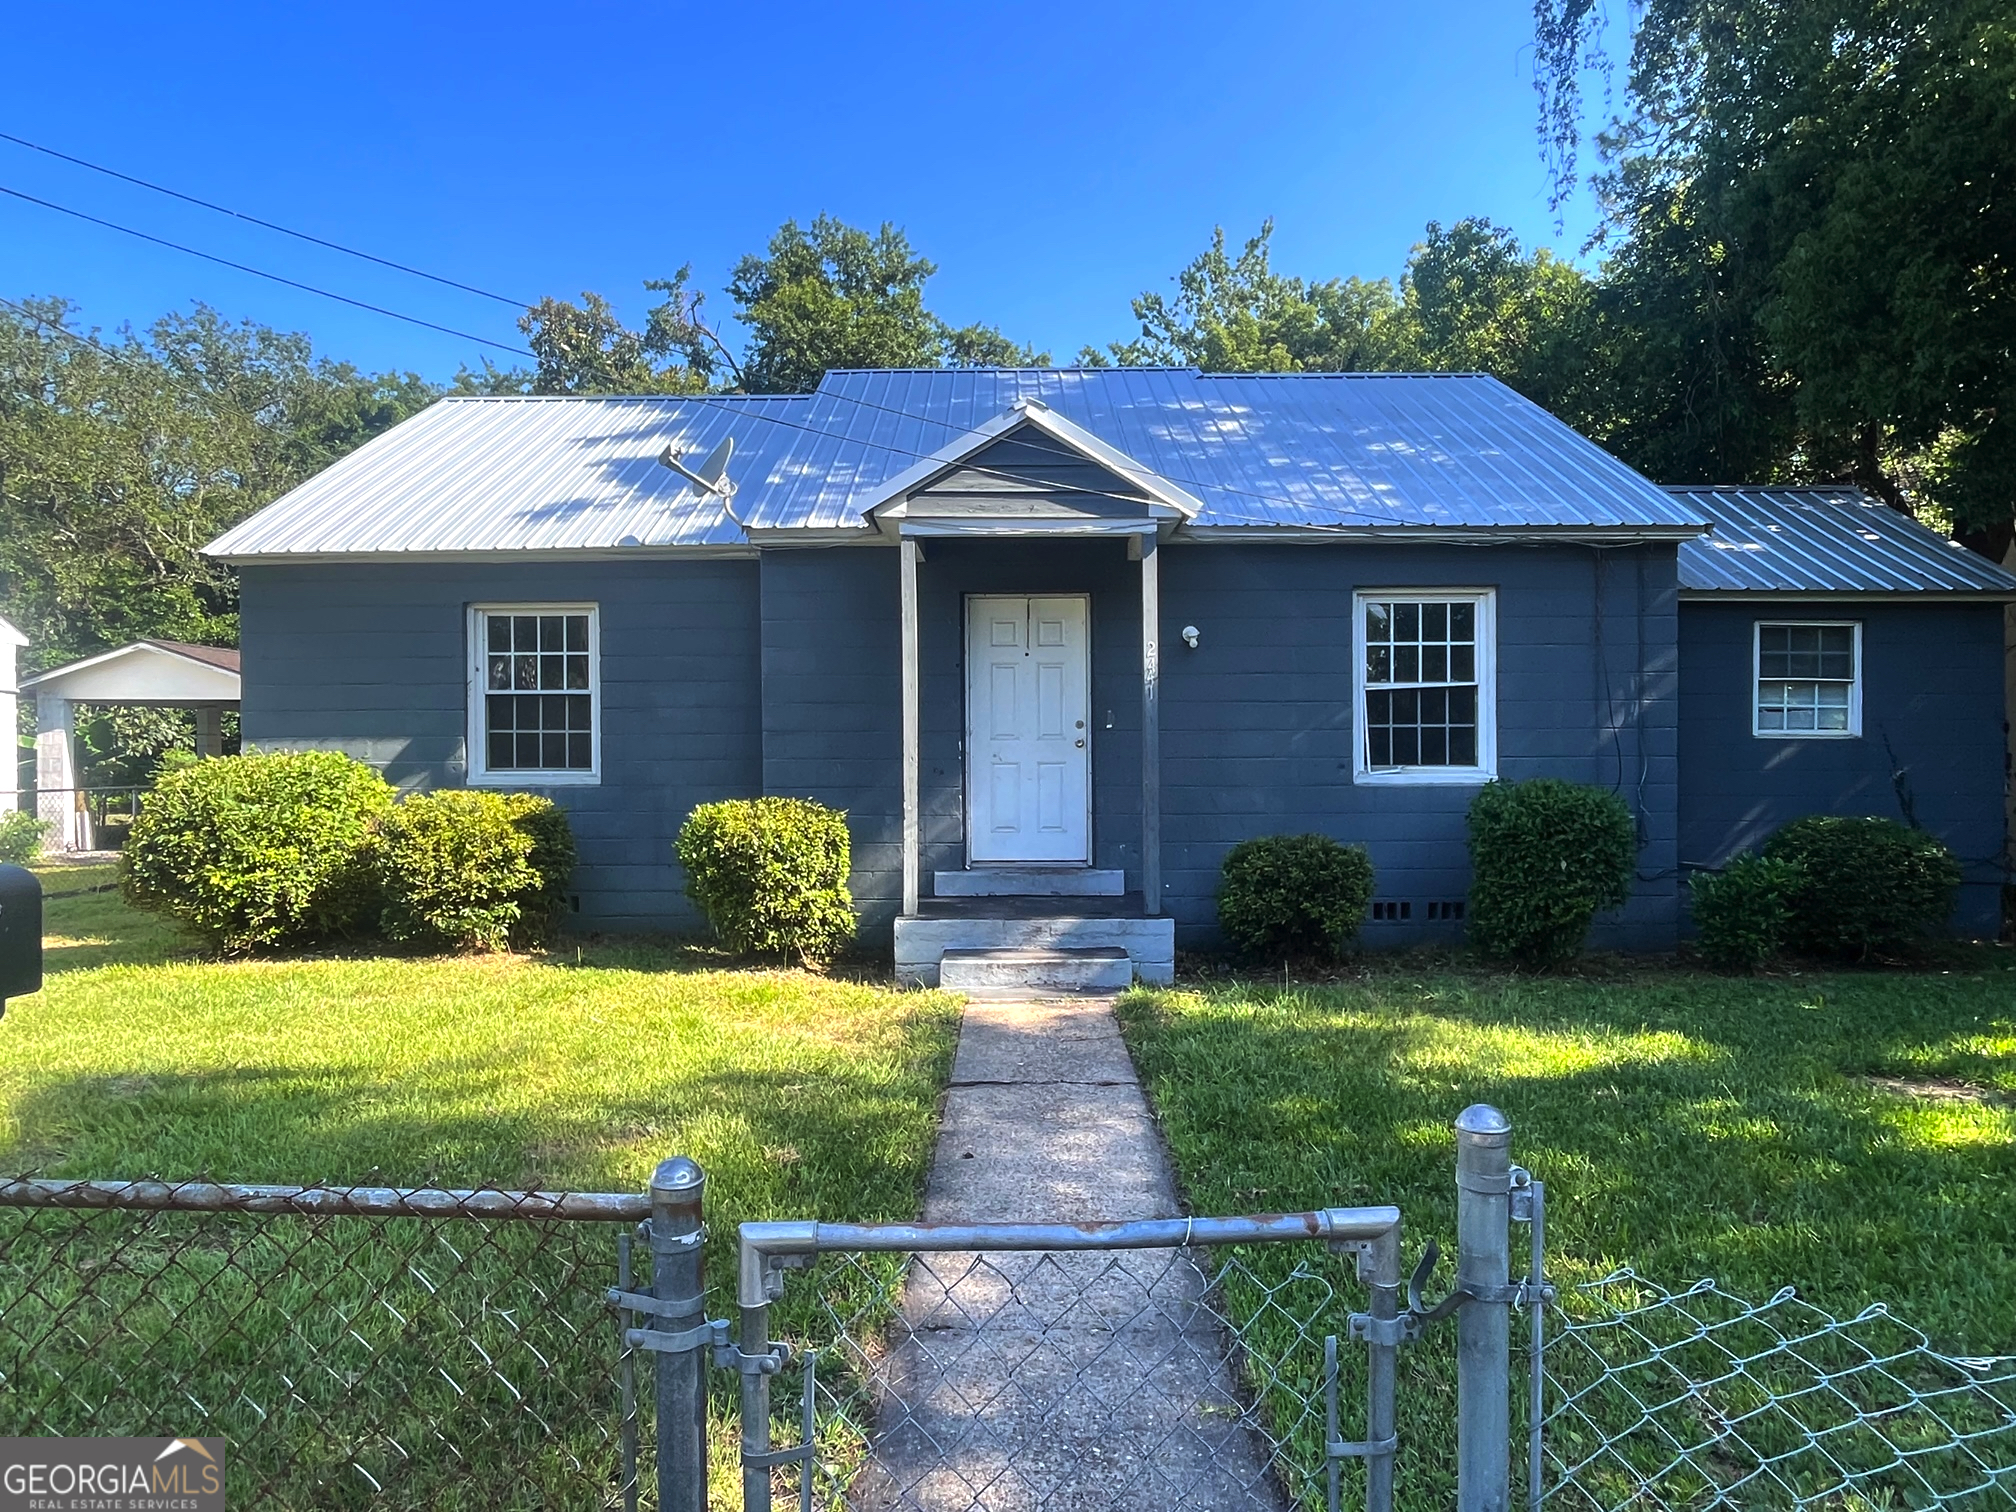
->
[[468, 605, 600, 783], [1754, 621, 1860, 737], [1354, 590, 1497, 783]]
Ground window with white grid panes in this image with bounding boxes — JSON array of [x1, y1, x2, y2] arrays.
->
[[468, 607, 599, 781], [1754, 622, 1860, 737], [1355, 591, 1496, 781]]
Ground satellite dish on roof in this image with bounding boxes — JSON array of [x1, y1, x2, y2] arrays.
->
[[658, 435, 745, 530]]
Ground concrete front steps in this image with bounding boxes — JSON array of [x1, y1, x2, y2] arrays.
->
[[932, 867, 1125, 897], [939, 946, 1133, 998], [895, 904, 1175, 990]]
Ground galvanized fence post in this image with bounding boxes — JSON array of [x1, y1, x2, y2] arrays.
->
[[1454, 1104, 1513, 1512], [1363, 1218, 1402, 1512], [651, 1157, 707, 1512], [739, 1283, 775, 1512]]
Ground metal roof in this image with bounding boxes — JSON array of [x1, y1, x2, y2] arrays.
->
[[1672, 486, 2016, 596], [206, 369, 1713, 558]]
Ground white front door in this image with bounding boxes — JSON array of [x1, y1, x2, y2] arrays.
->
[[966, 594, 1091, 863]]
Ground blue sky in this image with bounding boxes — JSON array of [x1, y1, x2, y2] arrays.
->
[[0, 2, 1618, 382]]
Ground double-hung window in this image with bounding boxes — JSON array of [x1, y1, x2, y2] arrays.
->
[[1754, 621, 1860, 737], [468, 605, 600, 783], [1355, 590, 1496, 782]]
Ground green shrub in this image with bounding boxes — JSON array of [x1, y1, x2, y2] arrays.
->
[[0, 810, 49, 865], [379, 790, 577, 951], [1762, 814, 1961, 958], [123, 751, 395, 952], [1689, 854, 1805, 972], [675, 797, 854, 962], [1467, 778, 1637, 968], [1217, 833, 1376, 960]]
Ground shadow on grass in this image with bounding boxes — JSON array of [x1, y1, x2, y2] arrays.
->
[[3, 1043, 953, 1226], [1118, 974, 2016, 1349]]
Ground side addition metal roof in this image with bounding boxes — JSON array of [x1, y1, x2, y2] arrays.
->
[[1672, 486, 2016, 597], [205, 369, 1713, 559]]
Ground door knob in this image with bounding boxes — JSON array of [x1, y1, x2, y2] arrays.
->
[[1075, 739, 1085, 748]]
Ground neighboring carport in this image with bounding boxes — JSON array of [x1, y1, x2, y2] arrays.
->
[[20, 640, 240, 851]]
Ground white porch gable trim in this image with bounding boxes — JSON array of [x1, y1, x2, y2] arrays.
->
[[861, 399, 1204, 524], [895, 524, 1163, 922]]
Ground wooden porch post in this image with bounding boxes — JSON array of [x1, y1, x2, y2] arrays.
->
[[1140, 534, 1161, 915], [900, 536, 921, 917]]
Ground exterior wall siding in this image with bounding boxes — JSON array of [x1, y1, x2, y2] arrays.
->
[[238, 559, 762, 932], [762, 539, 1684, 951], [759, 549, 904, 936], [1158, 542, 1681, 950], [1677, 599, 2007, 935]]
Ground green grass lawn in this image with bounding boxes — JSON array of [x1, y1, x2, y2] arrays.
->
[[0, 880, 960, 1509], [1119, 955, 2016, 1508]]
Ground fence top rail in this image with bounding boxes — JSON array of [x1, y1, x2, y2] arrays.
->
[[742, 1206, 1401, 1261], [0, 1175, 651, 1222], [739, 1208, 1402, 1305]]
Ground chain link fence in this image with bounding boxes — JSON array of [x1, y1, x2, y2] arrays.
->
[[0, 1176, 645, 1510], [9, 1129, 2016, 1512], [1535, 1269, 2016, 1511]]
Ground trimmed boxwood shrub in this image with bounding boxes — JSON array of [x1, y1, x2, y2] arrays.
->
[[1218, 834, 1376, 961], [675, 797, 855, 963], [1467, 778, 1637, 968], [379, 790, 577, 951], [123, 751, 395, 952], [0, 810, 49, 865], [1689, 853, 1805, 972], [1762, 815, 1961, 958]]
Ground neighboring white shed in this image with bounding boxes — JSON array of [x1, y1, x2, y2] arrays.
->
[[0, 616, 26, 816], [19, 640, 241, 851]]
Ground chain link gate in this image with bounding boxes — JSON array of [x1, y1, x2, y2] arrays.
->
[[632, 1105, 1559, 1512]]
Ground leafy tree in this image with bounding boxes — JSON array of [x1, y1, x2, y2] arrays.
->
[[1536, 0, 2016, 556], [1404, 219, 1611, 431], [1088, 221, 1414, 371], [729, 215, 1043, 393], [1097, 218, 1610, 438], [524, 216, 1044, 398], [0, 299, 437, 666], [517, 269, 725, 395]]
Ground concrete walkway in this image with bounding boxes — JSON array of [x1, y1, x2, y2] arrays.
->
[[853, 997, 1286, 1512]]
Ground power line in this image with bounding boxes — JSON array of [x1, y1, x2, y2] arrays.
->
[[0, 129, 532, 310], [0, 131, 752, 383], [0, 183, 532, 356]]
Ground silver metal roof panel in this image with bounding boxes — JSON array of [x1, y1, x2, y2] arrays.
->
[[206, 369, 1714, 558], [1672, 486, 2016, 596]]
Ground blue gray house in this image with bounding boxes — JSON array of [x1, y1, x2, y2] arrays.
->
[[204, 369, 2014, 984]]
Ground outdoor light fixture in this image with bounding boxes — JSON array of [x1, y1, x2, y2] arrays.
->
[[1181, 625, 1201, 649]]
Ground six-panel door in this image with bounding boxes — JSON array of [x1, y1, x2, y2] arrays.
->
[[965, 594, 1091, 863]]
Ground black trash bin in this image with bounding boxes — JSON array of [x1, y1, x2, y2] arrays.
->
[[0, 863, 43, 1015]]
